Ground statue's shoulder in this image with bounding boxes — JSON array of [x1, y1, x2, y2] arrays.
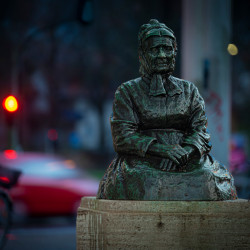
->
[[116, 77, 142, 94], [170, 75, 198, 91], [120, 77, 142, 89]]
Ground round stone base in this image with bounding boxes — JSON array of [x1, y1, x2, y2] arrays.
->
[[77, 197, 250, 249]]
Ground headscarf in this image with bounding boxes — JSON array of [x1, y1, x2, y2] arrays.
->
[[138, 19, 177, 77]]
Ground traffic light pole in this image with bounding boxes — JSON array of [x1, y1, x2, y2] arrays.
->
[[4, 117, 19, 150], [9, 125, 20, 150]]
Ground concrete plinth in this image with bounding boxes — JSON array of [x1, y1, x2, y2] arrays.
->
[[77, 197, 250, 250]]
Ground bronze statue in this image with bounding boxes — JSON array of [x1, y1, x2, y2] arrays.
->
[[97, 19, 237, 200]]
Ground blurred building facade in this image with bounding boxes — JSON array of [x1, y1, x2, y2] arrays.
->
[[0, 0, 182, 154], [0, 0, 249, 169]]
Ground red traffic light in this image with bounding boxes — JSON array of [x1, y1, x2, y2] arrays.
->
[[2, 95, 18, 112]]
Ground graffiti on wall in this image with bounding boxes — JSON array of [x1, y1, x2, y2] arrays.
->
[[205, 90, 224, 142]]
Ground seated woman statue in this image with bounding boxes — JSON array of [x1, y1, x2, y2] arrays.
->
[[97, 19, 237, 201]]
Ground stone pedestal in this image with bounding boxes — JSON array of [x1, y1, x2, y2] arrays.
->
[[77, 197, 250, 250]]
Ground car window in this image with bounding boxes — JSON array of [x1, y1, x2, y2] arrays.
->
[[0, 155, 84, 179], [19, 160, 80, 178]]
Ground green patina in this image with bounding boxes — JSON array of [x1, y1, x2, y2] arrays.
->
[[97, 19, 237, 201]]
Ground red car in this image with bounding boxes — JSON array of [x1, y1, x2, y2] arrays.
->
[[0, 150, 99, 216]]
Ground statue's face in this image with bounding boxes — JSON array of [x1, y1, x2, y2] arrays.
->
[[143, 36, 175, 74]]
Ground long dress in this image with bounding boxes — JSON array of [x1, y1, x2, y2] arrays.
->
[[97, 75, 237, 200]]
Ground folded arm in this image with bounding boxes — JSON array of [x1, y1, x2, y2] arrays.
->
[[111, 83, 188, 164]]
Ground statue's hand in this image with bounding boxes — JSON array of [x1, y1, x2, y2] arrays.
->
[[161, 146, 198, 172], [164, 144, 189, 166], [160, 159, 178, 171], [147, 143, 189, 166], [182, 145, 197, 160], [159, 146, 197, 172]]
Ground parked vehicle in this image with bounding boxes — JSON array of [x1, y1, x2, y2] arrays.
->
[[0, 150, 99, 216]]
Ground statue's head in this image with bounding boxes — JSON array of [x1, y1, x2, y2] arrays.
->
[[138, 19, 177, 76]]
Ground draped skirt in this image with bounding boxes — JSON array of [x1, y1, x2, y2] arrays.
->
[[97, 129, 237, 200]]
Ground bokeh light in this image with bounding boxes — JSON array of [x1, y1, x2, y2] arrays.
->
[[3, 95, 18, 112], [4, 149, 17, 159], [64, 160, 76, 169], [48, 129, 58, 141], [227, 43, 238, 56]]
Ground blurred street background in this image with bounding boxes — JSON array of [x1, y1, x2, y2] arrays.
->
[[0, 0, 250, 249]]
